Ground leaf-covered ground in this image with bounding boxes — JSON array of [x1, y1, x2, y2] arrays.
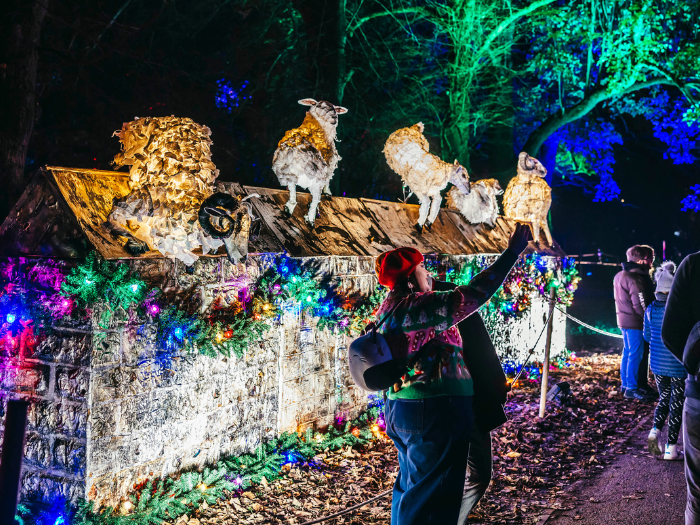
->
[[182, 355, 653, 525]]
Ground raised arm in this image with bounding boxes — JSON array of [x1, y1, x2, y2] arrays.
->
[[404, 223, 531, 333]]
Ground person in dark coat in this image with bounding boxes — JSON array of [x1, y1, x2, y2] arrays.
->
[[662, 251, 700, 524], [433, 279, 510, 523], [613, 244, 655, 399]]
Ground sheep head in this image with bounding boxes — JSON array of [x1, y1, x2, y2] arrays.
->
[[517, 152, 547, 178], [298, 99, 348, 137], [449, 160, 471, 195]]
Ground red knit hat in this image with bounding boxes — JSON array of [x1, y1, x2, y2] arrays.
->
[[377, 247, 424, 289]]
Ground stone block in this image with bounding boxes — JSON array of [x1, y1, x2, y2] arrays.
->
[[56, 365, 89, 400], [281, 354, 300, 380], [21, 470, 85, 505], [89, 402, 118, 440], [91, 331, 121, 366], [31, 331, 92, 365], [53, 438, 86, 476], [175, 257, 222, 288], [0, 361, 49, 395], [358, 256, 376, 275], [298, 350, 320, 376], [24, 432, 51, 469]]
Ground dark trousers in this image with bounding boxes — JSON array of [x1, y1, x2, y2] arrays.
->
[[457, 423, 493, 524], [638, 341, 650, 387], [385, 396, 473, 525], [654, 375, 685, 444], [684, 397, 700, 524]]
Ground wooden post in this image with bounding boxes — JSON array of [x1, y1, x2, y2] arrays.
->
[[0, 399, 30, 523], [539, 287, 557, 418]]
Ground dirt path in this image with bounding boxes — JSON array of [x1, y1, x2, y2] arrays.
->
[[543, 423, 686, 525]]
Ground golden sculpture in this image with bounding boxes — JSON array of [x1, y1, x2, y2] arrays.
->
[[272, 99, 347, 226], [503, 152, 553, 245], [107, 116, 223, 264], [383, 122, 470, 231]]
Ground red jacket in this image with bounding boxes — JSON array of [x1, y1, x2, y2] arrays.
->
[[613, 262, 655, 330]]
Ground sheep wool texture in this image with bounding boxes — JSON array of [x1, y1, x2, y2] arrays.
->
[[109, 116, 223, 265], [447, 179, 502, 227], [503, 152, 553, 246], [383, 123, 457, 194]]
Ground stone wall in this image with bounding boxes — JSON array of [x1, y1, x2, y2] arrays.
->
[[0, 253, 567, 508], [0, 318, 91, 504]]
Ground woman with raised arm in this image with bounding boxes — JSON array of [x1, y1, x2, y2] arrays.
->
[[375, 223, 532, 525]]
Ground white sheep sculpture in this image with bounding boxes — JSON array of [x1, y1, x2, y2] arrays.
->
[[503, 152, 553, 245], [383, 122, 471, 231], [272, 99, 347, 226], [447, 178, 503, 227]]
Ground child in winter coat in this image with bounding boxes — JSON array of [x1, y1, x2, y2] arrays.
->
[[645, 261, 687, 460]]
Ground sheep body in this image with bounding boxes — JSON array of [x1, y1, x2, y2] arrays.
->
[[447, 178, 502, 227], [503, 152, 553, 245], [383, 122, 470, 229], [272, 99, 347, 225]]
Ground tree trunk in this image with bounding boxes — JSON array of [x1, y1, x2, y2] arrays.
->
[[0, 0, 49, 220]]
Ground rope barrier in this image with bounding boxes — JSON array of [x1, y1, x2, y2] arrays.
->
[[298, 489, 393, 525], [556, 307, 624, 339]]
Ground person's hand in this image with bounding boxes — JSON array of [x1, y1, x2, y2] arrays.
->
[[507, 222, 533, 254]]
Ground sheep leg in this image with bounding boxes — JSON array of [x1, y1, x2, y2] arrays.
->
[[426, 194, 442, 227], [285, 184, 297, 215], [531, 219, 541, 245], [305, 185, 323, 227], [416, 194, 430, 230], [541, 219, 553, 246], [322, 179, 332, 196]]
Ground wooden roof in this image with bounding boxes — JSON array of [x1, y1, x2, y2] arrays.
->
[[0, 166, 566, 259]]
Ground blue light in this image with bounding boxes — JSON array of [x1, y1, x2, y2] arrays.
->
[[130, 283, 139, 293], [215, 79, 251, 113], [6, 314, 15, 323], [174, 328, 184, 340], [587, 272, 592, 276]]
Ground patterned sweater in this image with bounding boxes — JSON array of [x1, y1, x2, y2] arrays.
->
[[376, 250, 519, 400]]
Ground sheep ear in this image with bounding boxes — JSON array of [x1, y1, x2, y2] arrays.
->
[[454, 160, 460, 166], [334, 105, 348, 114], [298, 99, 317, 106]]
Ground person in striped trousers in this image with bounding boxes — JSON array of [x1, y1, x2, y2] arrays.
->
[[644, 261, 687, 460]]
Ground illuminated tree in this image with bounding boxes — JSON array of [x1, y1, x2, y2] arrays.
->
[[518, 0, 700, 200]]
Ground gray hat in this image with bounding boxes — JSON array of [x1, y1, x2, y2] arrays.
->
[[655, 261, 676, 294]]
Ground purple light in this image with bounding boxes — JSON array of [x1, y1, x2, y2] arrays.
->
[[235, 476, 242, 485], [149, 304, 160, 315]]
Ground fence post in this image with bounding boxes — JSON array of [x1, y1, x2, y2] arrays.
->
[[539, 287, 557, 418], [0, 399, 30, 524]]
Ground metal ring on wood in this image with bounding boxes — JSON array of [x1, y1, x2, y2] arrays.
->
[[198, 193, 240, 239]]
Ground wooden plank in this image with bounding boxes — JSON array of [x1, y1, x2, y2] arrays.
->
[[243, 187, 395, 256], [445, 211, 506, 255], [48, 166, 153, 259], [359, 199, 475, 255], [215, 182, 284, 255], [0, 170, 88, 258]]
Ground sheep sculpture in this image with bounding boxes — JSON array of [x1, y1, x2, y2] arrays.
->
[[383, 122, 470, 231], [446, 178, 503, 228], [272, 99, 347, 226], [107, 116, 225, 265], [503, 152, 553, 246]]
